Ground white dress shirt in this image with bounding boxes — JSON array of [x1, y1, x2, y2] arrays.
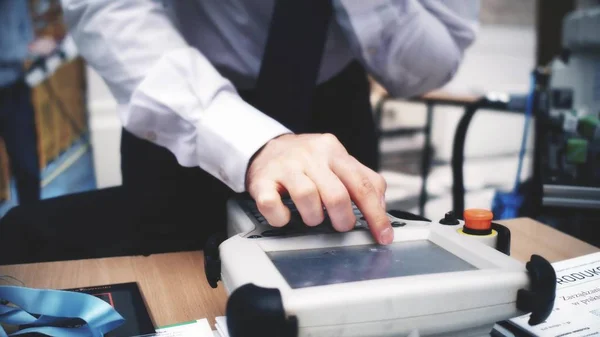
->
[[60, 0, 479, 193]]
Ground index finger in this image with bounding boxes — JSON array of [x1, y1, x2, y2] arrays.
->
[[330, 157, 393, 245]]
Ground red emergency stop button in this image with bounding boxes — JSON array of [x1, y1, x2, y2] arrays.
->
[[463, 209, 493, 234]]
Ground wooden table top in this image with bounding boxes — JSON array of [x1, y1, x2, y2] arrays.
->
[[0, 218, 597, 329], [369, 79, 481, 106], [500, 218, 598, 263], [0, 250, 225, 328]]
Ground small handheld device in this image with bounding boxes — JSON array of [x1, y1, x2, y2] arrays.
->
[[205, 197, 556, 337]]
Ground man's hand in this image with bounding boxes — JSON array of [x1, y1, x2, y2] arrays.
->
[[246, 133, 393, 245]]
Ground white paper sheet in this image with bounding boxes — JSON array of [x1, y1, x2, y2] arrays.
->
[[214, 316, 229, 337], [509, 252, 600, 336], [154, 319, 214, 336]]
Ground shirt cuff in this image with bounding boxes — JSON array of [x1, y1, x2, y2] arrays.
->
[[196, 91, 292, 193]]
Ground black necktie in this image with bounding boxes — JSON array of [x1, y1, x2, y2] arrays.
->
[[253, 0, 334, 133]]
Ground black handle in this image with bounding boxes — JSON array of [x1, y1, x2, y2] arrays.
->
[[517, 254, 557, 325], [491, 222, 511, 256], [204, 232, 227, 288], [227, 283, 298, 337]]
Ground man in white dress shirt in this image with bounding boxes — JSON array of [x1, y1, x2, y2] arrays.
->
[[0, 0, 479, 263]]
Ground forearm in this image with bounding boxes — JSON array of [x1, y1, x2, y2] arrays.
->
[[61, 1, 190, 104], [334, 0, 479, 98], [61, 0, 290, 192]]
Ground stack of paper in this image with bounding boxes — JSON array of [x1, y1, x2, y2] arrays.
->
[[213, 316, 229, 337], [505, 252, 600, 336]]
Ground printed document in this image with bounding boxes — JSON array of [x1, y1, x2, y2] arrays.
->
[[509, 252, 600, 336], [154, 319, 214, 337]]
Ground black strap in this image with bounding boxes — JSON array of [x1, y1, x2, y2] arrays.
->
[[253, 0, 334, 133]]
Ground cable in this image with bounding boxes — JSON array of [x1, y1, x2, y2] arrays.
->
[[513, 73, 536, 192], [451, 98, 486, 218], [451, 92, 523, 218]]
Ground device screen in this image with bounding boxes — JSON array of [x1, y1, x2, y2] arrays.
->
[[267, 240, 476, 289]]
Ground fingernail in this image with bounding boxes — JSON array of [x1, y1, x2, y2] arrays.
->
[[379, 227, 394, 245], [381, 196, 386, 210]]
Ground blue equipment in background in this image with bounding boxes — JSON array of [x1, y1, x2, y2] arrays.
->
[[492, 73, 537, 220]]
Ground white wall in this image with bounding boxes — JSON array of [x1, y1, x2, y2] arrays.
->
[[87, 67, 122, 188], [383, 24, 537, 161], [439, 24, 536, 159]]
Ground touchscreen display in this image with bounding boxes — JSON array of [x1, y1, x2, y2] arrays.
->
[[267, 240, 476, 289]]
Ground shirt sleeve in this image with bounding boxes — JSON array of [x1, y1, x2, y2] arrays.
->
[[333, 0, 480, 98], [60, 0, 291, 193]]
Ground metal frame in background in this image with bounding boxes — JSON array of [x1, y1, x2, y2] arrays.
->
[[374, 91, 527, 219], [374, 92, 479, 218], [534, 70, 600, 211], [450, 95, 528, 218]]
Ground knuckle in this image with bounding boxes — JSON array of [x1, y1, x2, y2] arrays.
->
[[375, 214, 390, 227], [256, 195, 281, 212], [358, 176, 376, 197], [247, 179, 266, 197], [320, 133, 340, 147], [297, 184, 318, 199], [377, 175, 387, 191], [326, 190, 351, 210]]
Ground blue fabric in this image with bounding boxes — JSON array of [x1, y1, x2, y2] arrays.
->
[[0, 0, 34, 87], [0, 285, 125, 337]]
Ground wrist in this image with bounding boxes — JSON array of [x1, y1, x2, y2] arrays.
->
[[244, 133, 294, 190]]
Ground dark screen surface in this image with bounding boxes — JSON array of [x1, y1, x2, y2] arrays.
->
[[18, 282, 155, 337], [66, 282, 155, 337], [268, 240, 476, 289]]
